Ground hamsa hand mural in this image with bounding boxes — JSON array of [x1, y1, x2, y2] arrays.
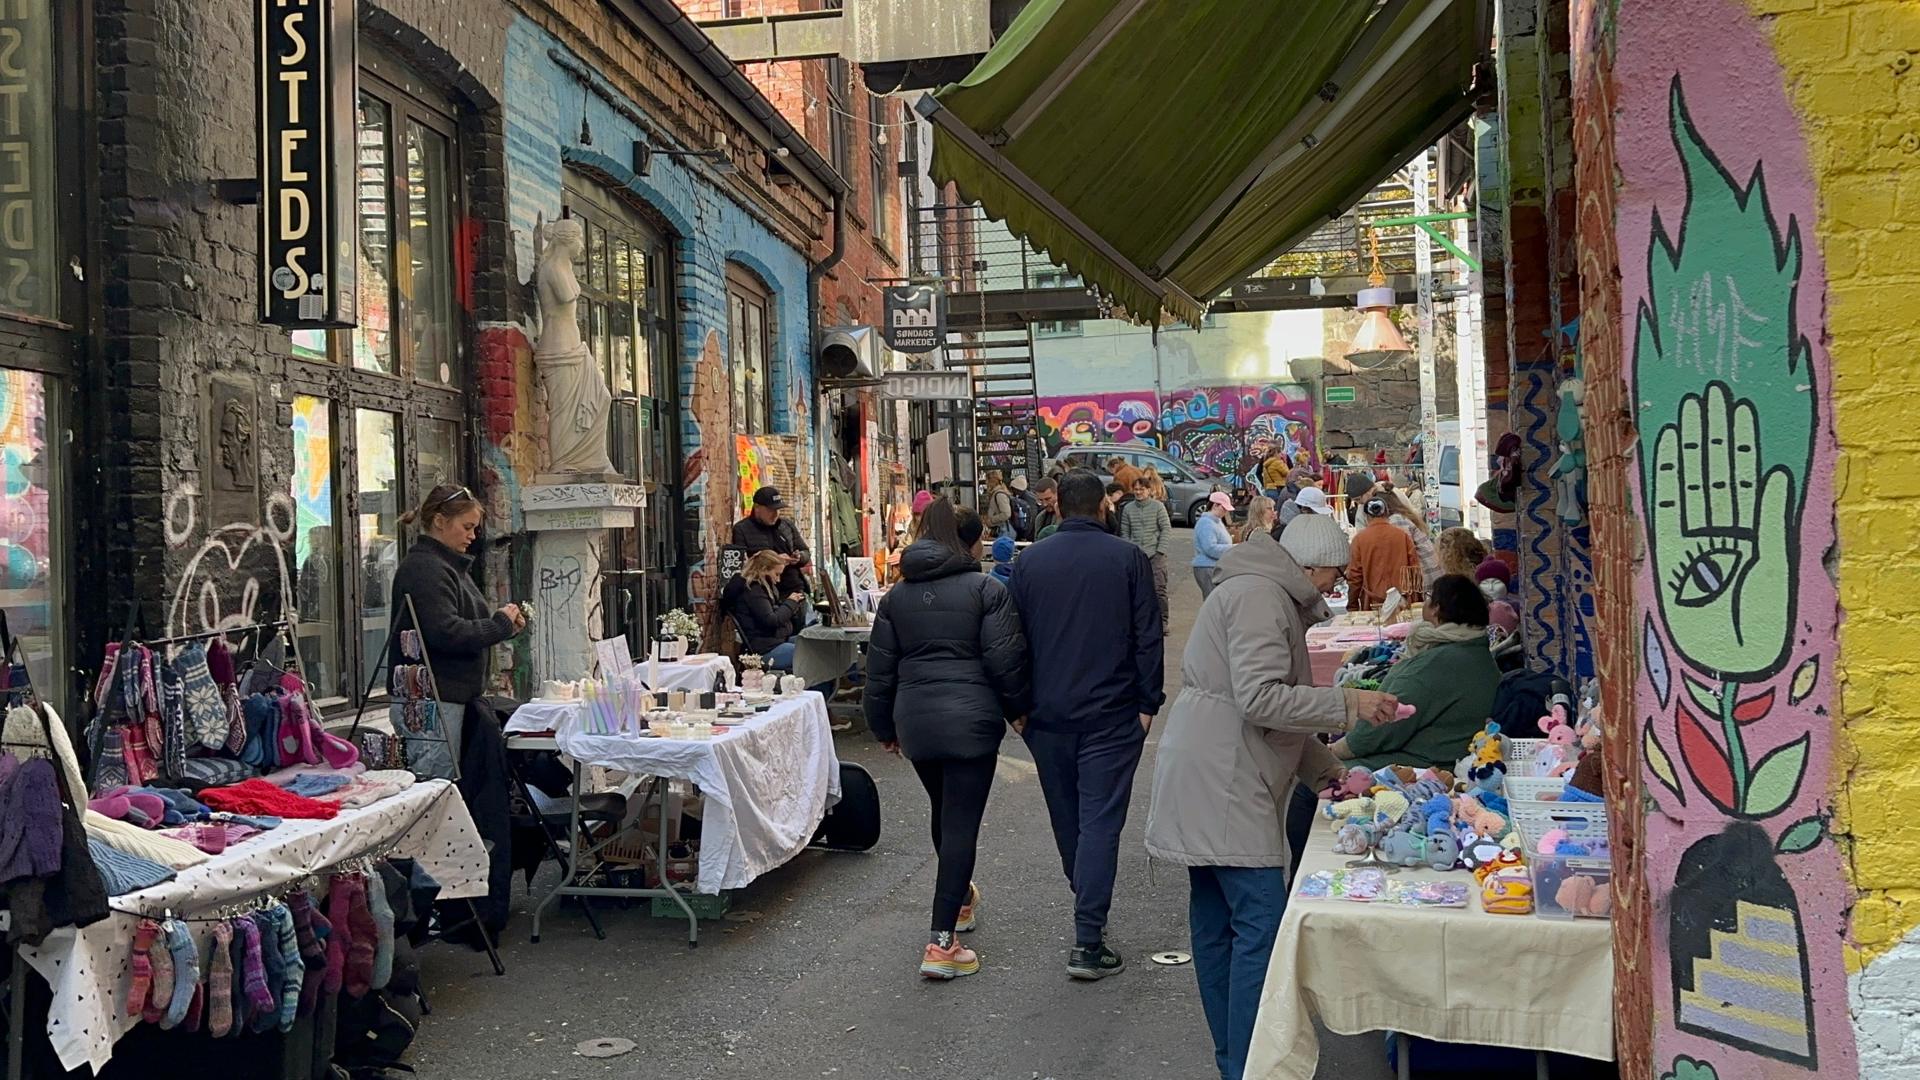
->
[[1627, 71, 1853, 1075]]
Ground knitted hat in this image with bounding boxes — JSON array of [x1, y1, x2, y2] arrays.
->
[[1278, 514, 1351, 569], [991, 535, 1016, 564], [85, 838, 175, 896], [1010, 474, 1029, 492], [912, 490, 934, 515], [1488, 600, 1520, 635], [1474, 557, 1513, 585]]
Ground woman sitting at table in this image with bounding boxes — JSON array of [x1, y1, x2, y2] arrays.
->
[[1329, 573, 1499, 772], [864, 498, 1030, 981], [722, 550, 810, 669], [1146, 512, 1401, 1080]]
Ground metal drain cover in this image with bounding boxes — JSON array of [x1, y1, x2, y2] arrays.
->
[[1150, 951, 1192, 966], [577, 1037, 636, 1058]]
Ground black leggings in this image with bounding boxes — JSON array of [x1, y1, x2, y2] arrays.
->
[[911, 756, 998, 933]]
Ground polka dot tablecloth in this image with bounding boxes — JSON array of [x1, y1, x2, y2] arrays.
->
[[20, 778, 487, 1073]]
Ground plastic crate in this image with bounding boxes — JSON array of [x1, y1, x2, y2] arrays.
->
[[1511, 803, 1611, 920], [1505, 775, 1569, 803]]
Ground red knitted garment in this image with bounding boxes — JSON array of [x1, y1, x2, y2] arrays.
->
[[199, 779, 340, 820]]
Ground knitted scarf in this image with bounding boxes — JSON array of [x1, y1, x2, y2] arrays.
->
[[199, 778, 341, 820]]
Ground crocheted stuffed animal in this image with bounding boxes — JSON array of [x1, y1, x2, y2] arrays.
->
[[1380, 825, 1460, 870], [1332, 818, 1377, 856], [1322, 796, 1375, 823]]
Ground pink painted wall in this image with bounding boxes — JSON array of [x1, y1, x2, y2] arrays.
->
[[1615, 0, 1854, 1075]]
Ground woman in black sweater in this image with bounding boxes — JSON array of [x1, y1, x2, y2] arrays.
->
[[863, 499, 1031, 980], [387, 483, 526, 941], [721, 550, 809, 661]]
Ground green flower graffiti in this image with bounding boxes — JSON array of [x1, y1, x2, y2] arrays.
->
[[1662, 1056, 1721, 1080], [1634, 77, 1819, 822], [1635, 77, 1814, 683]]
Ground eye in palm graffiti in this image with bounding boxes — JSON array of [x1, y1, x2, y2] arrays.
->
[[1648, 381, 1794, 681]]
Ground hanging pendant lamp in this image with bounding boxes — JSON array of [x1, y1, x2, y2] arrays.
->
[[1344, 231, 1411, 369]]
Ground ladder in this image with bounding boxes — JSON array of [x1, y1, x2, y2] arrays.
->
[[953, 326, 1040, 489]]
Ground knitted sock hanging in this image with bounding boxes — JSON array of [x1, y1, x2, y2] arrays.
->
[[125, 918, 160, 1018], [160, 919, 199, 1029]]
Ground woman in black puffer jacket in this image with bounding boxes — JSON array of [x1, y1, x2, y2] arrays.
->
[[864, 497, 1031, 981]]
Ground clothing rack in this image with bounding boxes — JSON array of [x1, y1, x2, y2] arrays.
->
[[139, 619, 295, 650], [0, 609, 59, 1080]]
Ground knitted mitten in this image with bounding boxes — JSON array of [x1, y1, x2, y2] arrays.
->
[[272, 904, 303, 1030], [343, 874, 378, 998], [94, 726, 128, 790], [126, 918, 160, 1017], [365, 871, 396, 990], [205, 921, 235, 1037], [247, 912, 279, 1033], [142, 922, 175, 1024], [160, 920, 198, 1029], [322, 876, 350, 994]]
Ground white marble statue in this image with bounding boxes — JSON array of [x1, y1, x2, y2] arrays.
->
[[533, 216, 617, 477]]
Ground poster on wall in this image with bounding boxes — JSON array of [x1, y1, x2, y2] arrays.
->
[[256, 0, 358, 327]]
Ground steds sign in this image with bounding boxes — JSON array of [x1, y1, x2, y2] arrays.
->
[[257, 0, 358, 327]]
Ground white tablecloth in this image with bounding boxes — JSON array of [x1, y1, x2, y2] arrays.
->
[[22, 778, 487, 1073], [1245, 814, 1614, 1079], [551, 692, 840, 894], [636, 654, 735, 692]]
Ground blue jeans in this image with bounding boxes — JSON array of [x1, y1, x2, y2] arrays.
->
[[1022, 719, 1147, 946], [1189, 865, 1288, 1080]]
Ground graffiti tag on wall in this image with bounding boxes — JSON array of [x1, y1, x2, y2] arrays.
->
[[1628, 73, 1854, 1076]]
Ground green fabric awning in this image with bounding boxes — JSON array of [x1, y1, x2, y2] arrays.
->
[[921, 0, 1486, 325]]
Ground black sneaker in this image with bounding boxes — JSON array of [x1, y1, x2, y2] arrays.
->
[[1067, 943, 1126, 980]]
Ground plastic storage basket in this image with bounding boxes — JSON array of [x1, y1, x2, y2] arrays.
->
[[1501, 736, 1549, 776], [1511, 803, 1611, 920], [1505, 774, 1570, 803]]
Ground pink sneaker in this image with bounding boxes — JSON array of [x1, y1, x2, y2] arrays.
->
[[955, 883, 981, 933], [920, 940, 980, 980]]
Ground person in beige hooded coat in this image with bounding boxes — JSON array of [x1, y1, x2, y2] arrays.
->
[[1145, 516, 1399, 1080]]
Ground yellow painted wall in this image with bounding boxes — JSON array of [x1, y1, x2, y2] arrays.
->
[[1752, 0, 1920, 971]]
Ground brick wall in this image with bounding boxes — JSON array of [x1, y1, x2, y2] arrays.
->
[[1756, 0, 1920, 1073], [503, 8, 831, 632], [87, 0, 511, 664]]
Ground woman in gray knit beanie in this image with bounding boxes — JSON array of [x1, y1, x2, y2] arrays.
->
[[1144, 516, 1401, 1080]]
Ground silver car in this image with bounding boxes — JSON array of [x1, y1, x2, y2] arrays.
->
[[1050, 443, 1225, 526]]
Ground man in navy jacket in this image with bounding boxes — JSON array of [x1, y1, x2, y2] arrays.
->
[[1009, 469, 1165, 980]]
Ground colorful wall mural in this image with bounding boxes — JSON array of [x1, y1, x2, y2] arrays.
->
[[1613, 1, 1857, 1074], [1029, 383, 1317, 485]]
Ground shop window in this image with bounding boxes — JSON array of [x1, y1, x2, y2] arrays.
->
[[290, 395, 343, 699], [0, 370, 62, 695], [283, 51, 470, 709], [728, 266, 773, 435], [0, 0, 57, 321]]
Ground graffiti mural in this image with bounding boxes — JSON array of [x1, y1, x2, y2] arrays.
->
[[1031, 384, 1316, 483], [1625, 63, 1854, 1077], [683, 328, 730, 640], [163, 487, 296, 658]]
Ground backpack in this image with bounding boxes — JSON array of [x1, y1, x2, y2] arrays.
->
[[1009, 492, 1037, 539]]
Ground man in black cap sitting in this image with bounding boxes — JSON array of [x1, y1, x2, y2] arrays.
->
[[731, 485, 813, 599]]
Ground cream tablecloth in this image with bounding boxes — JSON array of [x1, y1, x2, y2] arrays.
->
[[549, 691, 840, 894], [22, 778, 487, 1073], [1244, 813, 1614, 1079], [637, 653, 735, 692]]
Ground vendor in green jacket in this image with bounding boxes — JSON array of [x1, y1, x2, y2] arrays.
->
[[1330, 574, 1500, 770]]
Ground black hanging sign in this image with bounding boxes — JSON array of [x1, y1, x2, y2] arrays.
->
[[882, 284, 944, 353], [257, 0, 358, 327]]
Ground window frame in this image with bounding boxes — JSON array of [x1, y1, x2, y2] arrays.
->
[[826, 58, 853, 186], [282, 51, 471, 710], [867, 93, 893, 248], [727, 265, 775, 436]]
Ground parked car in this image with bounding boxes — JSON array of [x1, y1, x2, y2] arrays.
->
[[1050, 442, 1227, 526], [1435, 420, 1463, 529]]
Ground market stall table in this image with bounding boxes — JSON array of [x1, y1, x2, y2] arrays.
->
[[1244, 813, 1614, 1080], [508, 691, 840, 945], [791, 623, 870, 688], [18, 778, 488, 1074]]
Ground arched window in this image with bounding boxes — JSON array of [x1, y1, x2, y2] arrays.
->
[[727, 264, 774, 435]]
